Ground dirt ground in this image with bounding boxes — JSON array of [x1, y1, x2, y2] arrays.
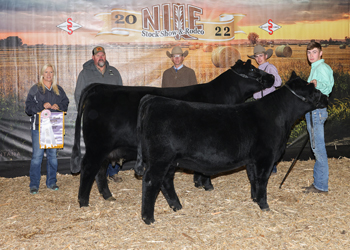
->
[[0, 157, 349, 249]]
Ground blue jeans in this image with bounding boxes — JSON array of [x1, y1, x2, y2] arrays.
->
[[272, 165, 277, 173], [305, 108, 329, 191], [29, 130, 58, 189], [106, 164, 120, 177]]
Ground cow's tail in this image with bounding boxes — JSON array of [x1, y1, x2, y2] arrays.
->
[[134, 94, 155, 176], [70, 90, 87, 173]]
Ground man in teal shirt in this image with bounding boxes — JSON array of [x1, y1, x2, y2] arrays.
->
[[303, 41, 334, 194]]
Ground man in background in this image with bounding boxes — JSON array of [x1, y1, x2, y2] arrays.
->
[[74, 46, 123, 182], [162, 46, 197, 87]]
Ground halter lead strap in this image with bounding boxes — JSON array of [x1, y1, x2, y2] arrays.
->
[[230, 68, 264, 91], [230, 68, 248, 78], [285, 84, 316, 148], [284, 85, 308, 102]]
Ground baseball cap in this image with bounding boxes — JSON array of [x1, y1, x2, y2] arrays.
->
[[92, 46, 105, 55]]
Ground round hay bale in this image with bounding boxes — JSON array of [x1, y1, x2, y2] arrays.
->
[[275, 45, 293, 57], [195, 44, 200, 49], [211, 46, 241, 68], [189, 45, 196, 50], [339, 44, 346, 49], [202, 45, 213, 52]]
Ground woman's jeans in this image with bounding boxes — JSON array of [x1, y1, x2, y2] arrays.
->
[[29, 130, 58, 189], [305, 108, 329, 191]]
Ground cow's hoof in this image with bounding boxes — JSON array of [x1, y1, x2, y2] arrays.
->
[[79, 200, 89, 208], [171, 204, 182, 212], [134, 173, 143, 180], [204, 185, 214, 191], [106, 196, 116, 201], [142, 217, 155, 225], [261, 207, 270, 212], [195, 183, 214, 191], [134, 167, 145, 176]]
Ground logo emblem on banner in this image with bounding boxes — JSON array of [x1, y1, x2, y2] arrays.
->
[[57, 18, 82, 35], [95, 4, 246, 42], [259, 19, 281, 35]]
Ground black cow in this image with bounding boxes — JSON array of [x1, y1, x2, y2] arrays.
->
[[71, 59, 275, 207], [136, 72, 328, 224]]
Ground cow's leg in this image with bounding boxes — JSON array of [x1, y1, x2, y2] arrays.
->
[[78, 154, 101, 207], [161, 166, 182, 211], [246, 163, 258, 202], [134, 142, 145, 176], [194, 173, 214, 191], [256, 178, 270, 211], [141, 163, 168, 225], [95, 158, 115, 201], [255, 159, 274, 211]]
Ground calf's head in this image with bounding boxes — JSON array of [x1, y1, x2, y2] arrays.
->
[[285, 71, 329, 109], [231, 59, 275, 90]]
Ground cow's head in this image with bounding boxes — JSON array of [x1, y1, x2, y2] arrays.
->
[[285, 71, 328, 109], [231, 59, 275, 90]]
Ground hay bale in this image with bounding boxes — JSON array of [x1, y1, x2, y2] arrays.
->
[[275, 45, 293, 57], [202, 45, 213, 52], [189, 45, 196, 50], [339, 44, 346, 49], [211, 46, 241, 68], [195, 44, 200, 49]]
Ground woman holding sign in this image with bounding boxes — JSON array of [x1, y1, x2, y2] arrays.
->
[[25, 64, 69, 194]]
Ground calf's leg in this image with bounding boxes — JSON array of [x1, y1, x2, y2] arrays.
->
[[255, 159, 274, 211], [134, 142, 145, 176], [141, 163, 168, 224], [256, 179, 270, 211], [194, 172, 214, 191], [78, 154, 100, 207], [95, 159, 115, 201], [246, 163, 257, 202], [160, 166, 182, 211]]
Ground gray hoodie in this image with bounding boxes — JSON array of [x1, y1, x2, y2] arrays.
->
[[74, 59, 123, 109]]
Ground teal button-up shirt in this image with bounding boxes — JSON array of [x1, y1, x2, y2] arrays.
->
[[307, 59, 334, 96]]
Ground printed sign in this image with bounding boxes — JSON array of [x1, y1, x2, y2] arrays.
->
[[259, 19, 282, 35], [38, 111, 65, 149], [57, 18, 82, 35], [95, 4, 246, 41]]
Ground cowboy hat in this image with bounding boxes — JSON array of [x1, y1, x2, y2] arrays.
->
[[166, 46, 189, 58], [248, 45, 273, 59]]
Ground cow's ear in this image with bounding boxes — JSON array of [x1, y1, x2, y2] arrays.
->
[[235, 59, 243, 66], [290, 71, 298, 80]]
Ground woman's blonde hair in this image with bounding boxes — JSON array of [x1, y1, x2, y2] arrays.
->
[[37, 64, 60, 95]]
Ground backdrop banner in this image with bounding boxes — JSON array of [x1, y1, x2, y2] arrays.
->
[[0, 0, 349, 162]]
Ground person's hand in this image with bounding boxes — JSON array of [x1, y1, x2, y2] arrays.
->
[[51, 104, 59, 110], [310, 79, 317, 87], [43, 102, 52, 109]]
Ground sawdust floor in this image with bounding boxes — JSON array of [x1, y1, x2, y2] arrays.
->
[[1, 158, 349, 249]]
